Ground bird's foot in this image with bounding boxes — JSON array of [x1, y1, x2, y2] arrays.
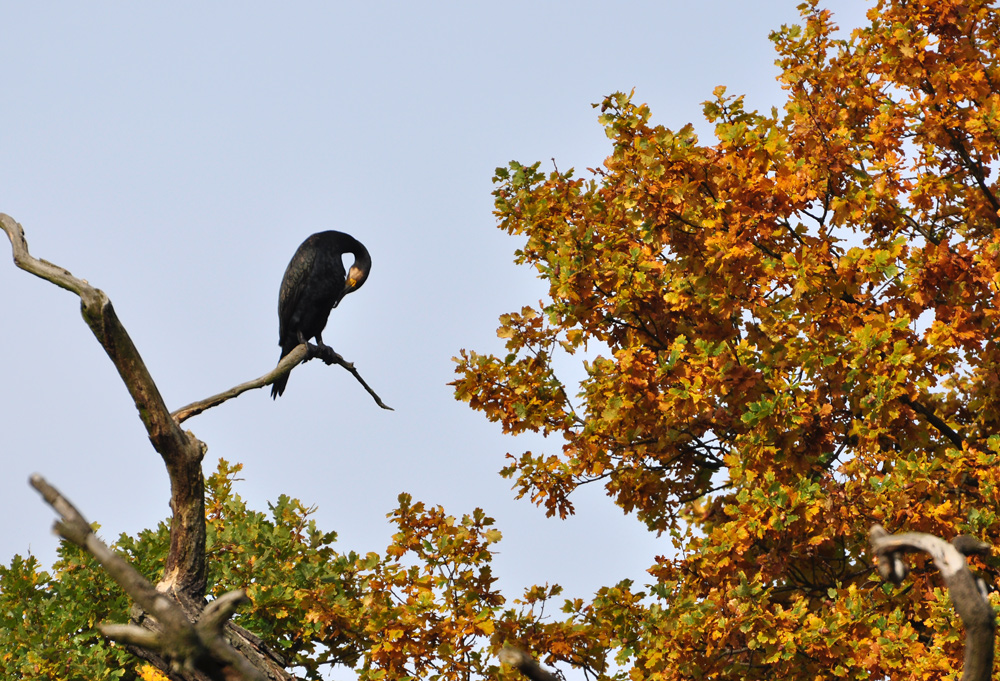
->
[[308, 342, 346, 367]]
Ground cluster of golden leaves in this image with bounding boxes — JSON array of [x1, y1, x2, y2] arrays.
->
[[454, 1, 1000, 678], [198, 461, 618, 680], [1, 456, 619, 679]]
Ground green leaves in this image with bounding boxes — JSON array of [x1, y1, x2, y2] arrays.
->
[[0, 545, 134, 679]]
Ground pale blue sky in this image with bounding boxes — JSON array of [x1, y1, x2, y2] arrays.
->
[[1, 2, 869, 676]]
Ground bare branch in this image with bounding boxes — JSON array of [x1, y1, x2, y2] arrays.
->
[[870, 525, 995, 681], [7, 215, 297, 679], [199, 591, 252, 635], [170, 342, 393, 424], [0, 213, 91, 296], [171, 346, 310, 423], [98, 624, 163, 650], [29, 475, 190, 630], [499, 646, 562, 681], [311, 343, 394, 411], [898, 395, 965, 450], [31, 474, 269, 681], [2, 213, 207, 600]]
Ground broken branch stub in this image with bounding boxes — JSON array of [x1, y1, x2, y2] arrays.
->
[[870, 524, 995, 681]]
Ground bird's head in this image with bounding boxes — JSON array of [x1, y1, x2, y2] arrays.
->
[[345, 264, 369, 292], [339, 233, 371, 297]]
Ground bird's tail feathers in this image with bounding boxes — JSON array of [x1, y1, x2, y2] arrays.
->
[[271, 342, 297, 399]]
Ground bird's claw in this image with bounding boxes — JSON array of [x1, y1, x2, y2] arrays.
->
[[305, 342, 345, 366]]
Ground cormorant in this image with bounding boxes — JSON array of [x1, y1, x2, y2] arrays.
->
[[271, 231, 371, 398]]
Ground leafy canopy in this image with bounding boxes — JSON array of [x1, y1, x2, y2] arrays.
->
[[1, 461, 616, 680], [5, 1, 1000, 679], [454, 0, 1000, 677]]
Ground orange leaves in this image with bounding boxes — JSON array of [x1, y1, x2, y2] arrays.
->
[[356, 496, 508, 680], [353, 496, 624, 680], [449, 1, 1000, 678], [453, 348, 572, 437]]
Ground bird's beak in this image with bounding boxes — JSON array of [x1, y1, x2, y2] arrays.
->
[[346, 266, 365, 290]]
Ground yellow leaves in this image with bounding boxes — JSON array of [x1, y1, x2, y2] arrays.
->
[[445, 3, 1000, 679], [928, 498, 953, 521], [138, 666, 170, 681]]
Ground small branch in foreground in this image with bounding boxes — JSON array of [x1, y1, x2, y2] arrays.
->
[[30, 474, 266, 681], [171, 342, 393, 423], [870, 524, 995, 681], [498, 646, 562, 681], [898, 395, 964, 450]]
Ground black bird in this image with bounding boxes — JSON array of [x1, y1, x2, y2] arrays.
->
[[271, 231, 371, 398]]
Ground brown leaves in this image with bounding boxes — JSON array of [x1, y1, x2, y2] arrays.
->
[[454, 1, 1000, 677]]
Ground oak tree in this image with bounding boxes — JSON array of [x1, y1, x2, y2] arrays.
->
[[3, 0, 999, 680], [455, 0, 1000, 678]]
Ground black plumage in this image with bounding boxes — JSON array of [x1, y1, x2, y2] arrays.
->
[[271, 231, 371, 398]]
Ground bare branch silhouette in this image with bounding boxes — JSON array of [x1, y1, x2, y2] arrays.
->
[[1, 213, 206, 600], [4, 214, 291, 680], [171, 342, 392, 424]]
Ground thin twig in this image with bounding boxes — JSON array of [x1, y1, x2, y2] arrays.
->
[[312, 344, 394, 411]]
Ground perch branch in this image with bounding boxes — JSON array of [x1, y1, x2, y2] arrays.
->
[[498, 646, 562, 681], [312, 343, 394, 411], [31, 475, 266, 681], [870, 524, 995, 681], [2, 213, 207, 600], [170, 342, 392, 424], [171, 345, 310, 422]]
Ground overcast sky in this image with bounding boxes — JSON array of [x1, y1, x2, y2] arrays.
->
[[0, 1, 870, 676]]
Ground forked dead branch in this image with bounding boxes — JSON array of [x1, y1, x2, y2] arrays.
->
[[0, 211, 387, 679], [30, 475, 269, 681]]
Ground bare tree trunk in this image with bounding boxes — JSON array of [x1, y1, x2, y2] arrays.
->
[[2, 213, 294, 680]]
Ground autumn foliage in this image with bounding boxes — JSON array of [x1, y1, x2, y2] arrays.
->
[[4, 0, 1000, 679], [453, 0, 1000, 677]]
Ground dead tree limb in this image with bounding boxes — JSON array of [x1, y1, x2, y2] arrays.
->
[[31, 475, 267, 681], [3, 214, 291, 680], [171, 346, 310, 423], [1, 212, 206, 600], [870, 524, 995, 681]]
